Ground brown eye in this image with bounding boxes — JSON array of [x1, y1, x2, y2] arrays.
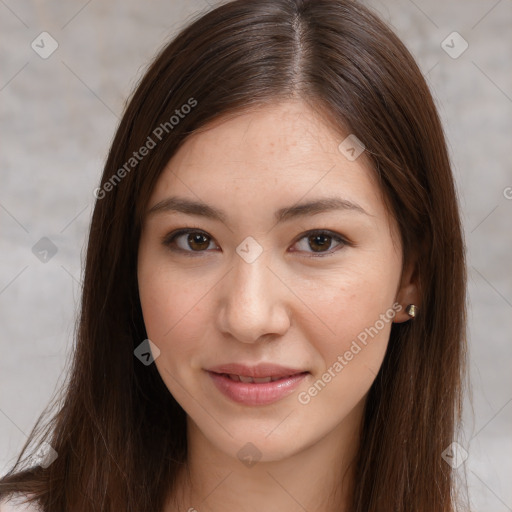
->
[[163, 229, 217, 253], [292, 230, 348, 256], [163, 228, 348, 258], [186, 232, 211, 251], [308, 233, 332, 252]]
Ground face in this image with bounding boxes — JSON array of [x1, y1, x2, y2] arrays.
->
[[137, 100, 414, 463]]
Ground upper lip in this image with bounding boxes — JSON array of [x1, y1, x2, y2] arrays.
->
[[206, 363, 308, 379]]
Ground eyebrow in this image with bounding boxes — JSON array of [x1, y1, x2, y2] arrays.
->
[[146, 195, 371, 224]]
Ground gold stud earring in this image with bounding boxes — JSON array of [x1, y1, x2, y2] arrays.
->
[[405, 304, 418, 318]]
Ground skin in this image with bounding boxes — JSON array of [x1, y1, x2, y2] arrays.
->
[[137, 100, 419, 512]]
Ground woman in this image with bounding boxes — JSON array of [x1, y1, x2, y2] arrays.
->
[[0, 0, 467, 510]]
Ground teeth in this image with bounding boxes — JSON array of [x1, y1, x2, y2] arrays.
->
[[225, 373, 293, 383], [252, 376, 273, 383]]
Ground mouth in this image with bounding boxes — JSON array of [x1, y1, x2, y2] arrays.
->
[[205, 364, 310, 406], [211, 372, 308, 383], [206, 362, 309, 379]]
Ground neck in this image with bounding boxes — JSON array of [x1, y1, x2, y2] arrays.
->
[[166, 401, 363, 512]]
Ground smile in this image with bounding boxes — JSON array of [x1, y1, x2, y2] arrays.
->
[[206, 370, 309, 406]]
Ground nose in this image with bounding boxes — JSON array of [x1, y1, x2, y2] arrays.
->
[[216, 251, 291, 344]]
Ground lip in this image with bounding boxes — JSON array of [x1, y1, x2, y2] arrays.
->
[[206, 363, 309, 406], [207, 362, 307, 379]]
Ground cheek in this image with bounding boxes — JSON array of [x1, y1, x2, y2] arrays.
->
[[294, 247, 401, 377], [137, 252, 216, 366], [295, 275, 397, 420], [138, 268, 211, 403]]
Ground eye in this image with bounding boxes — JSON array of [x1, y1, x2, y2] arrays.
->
[[162, 228, 349, 257], [291, 229, 348, 257], [162, 229, 219, 255]]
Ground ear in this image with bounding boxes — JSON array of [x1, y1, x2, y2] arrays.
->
[[393, 255, 421, 323]]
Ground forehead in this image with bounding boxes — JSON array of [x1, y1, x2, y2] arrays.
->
[[186, 101, 337, 163], [149, 100, 388, 226]]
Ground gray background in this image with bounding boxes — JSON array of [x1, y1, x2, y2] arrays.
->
[[0, 1, 511, 510]]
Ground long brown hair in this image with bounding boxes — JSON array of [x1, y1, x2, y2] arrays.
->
[[0, 0, 467, 510]]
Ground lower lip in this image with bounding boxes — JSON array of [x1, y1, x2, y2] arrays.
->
[[207, 371, 309, 406]]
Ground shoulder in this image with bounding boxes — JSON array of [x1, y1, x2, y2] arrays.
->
[[0, 495, 41, 512]]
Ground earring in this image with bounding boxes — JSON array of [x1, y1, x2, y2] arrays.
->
[[405, 304, 418, 318]]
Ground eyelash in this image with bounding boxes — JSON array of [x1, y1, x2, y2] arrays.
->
[[161, 228, 351, 258]]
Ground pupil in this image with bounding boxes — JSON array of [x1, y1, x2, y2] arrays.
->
[[189, 233, 209, 250], [310, 234, 330, 252]]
